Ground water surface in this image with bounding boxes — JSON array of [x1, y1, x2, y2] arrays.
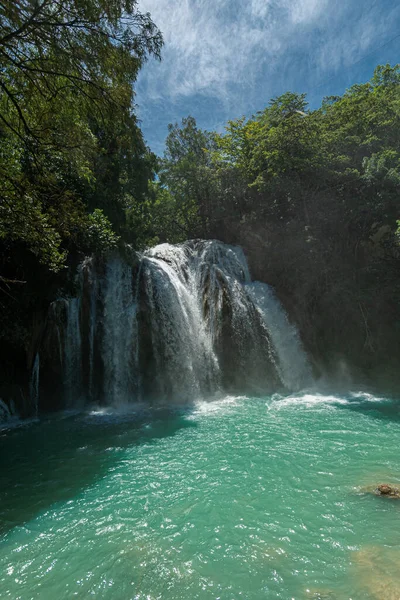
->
[[1, 392, 400, 599]]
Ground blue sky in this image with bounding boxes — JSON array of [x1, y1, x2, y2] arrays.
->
[[136, 0, 400, 155]]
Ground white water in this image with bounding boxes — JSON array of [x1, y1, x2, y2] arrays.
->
[[247, 282, 313, 390], [0, 398, 13, 422], [64, 296, 82, 407], [83, 257, 98, 402], [143, 242, 220, 400], [46, 240, 312, 408], [102, 258, 138, 406]]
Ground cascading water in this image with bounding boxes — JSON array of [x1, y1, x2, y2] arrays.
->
[[102, 257, 138, 406], [63, 295, 83, 407], [247, 282, 313, 391], [82, 257, 98, 402], [142, 243, 220, 401], [0, 398, 16, 423], [29, 353, 40, 418], [39, 240, 312, 409]]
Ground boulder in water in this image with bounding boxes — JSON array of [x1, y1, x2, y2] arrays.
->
[[375, 484, 400, 498], [352, 545, 400, 599]]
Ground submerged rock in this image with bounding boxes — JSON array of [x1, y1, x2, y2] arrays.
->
[[352, 545, 400, 599], [305, 589, 337, 599]]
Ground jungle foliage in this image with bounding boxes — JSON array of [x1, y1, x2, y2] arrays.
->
[[0, 0, 162, 276], [148, 65, 400, 246], [145, 65, 400, 382], [0, 0, 162, 370], [1, 0, 399, 390]]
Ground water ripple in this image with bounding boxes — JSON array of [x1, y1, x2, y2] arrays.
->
[[1, 394, 400, 599]]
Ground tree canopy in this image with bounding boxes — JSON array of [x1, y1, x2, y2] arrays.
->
[[1, 21, 400, 387], [144, 65, 400, 380], [0, 0, 162, 272]]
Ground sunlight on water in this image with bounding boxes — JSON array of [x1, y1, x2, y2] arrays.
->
[[1, 392, 400, 599]]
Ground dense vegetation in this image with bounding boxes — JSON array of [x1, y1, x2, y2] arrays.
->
[[144, 65, 400, 385], [0, 1, 399, 400], [0, 0, 162, 392]]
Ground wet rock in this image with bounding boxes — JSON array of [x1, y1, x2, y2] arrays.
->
[[375, 484, 400, 498], [358, 483, 400, 498]]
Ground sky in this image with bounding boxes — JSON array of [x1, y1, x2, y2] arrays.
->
[[136, 0, 400, 155]]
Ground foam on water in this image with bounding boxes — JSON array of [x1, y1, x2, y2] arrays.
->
[[190, 394, 248, 417]]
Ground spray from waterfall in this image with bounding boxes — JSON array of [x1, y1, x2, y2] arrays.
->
[[246, 283, 313, 390]]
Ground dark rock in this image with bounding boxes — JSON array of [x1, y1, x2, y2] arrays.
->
[[375, 484, 400, 498]]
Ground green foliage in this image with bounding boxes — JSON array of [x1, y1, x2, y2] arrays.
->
[[85, 209, 120, 252], [188, 64, 400, 227], [363, 150, 400, 185], [126, 181, 185, 248], [151, 65, 400, 376], [0, 0, 164, 363], [0, 0, 162, 276], [156, 116, 220, 239]]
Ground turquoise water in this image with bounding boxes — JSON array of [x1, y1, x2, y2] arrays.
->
[[1, 392, 400, 599]]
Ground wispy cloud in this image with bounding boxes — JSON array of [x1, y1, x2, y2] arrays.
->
[[136, 0, 400, 153], [138, 0, 327, 103]]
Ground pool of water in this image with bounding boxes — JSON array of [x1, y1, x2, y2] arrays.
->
[[1, 392, 400, 599]]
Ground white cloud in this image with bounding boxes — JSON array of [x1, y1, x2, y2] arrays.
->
[[138, 0, 329, 104], [136, 0, 400, 151], [139, 0, 400, 101]]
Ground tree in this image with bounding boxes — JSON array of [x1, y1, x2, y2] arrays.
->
[[0, 0, 162, 143], [0, 0, 162, 273], [152, 65, 400, 381], [158, 117, 219, 238]]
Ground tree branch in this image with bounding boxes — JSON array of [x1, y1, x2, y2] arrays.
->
[[0, 78, 35, 136], [0, 0, 51, 46]]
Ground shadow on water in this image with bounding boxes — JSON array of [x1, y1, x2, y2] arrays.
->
[[0, 406, 197, 537], [333, 392, 400, 423]]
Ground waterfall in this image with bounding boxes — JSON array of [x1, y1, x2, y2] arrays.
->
[[142, 243, 220, 401], [0, 398, 15, 423], [29, 353, 40, 418], [39, 240, 312, 410], [64, 296, 83, 407], [82, 257, 98, 402], [246, 282, 313, 391], [102, 257, 138, 406], [133, 261, 144, 402]]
